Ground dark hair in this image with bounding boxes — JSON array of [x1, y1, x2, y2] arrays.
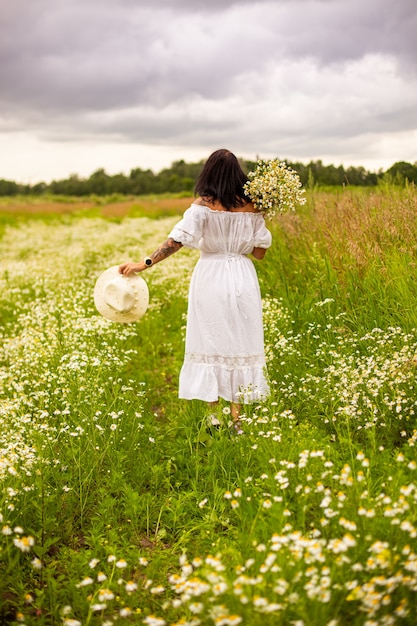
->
[[195, 149, 250, 210]]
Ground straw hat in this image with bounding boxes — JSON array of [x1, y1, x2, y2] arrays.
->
[[94, 265, 149, 323]]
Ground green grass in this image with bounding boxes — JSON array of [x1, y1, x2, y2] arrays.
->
[[1, 186, 417, 625]]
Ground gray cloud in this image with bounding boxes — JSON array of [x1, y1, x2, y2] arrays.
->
[[0, 0, 416, 179], [2, 0, 416, 112], [276, 0, 417, 68]]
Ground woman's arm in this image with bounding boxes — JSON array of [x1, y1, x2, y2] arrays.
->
[[251, 246, 267, 260], [119, 238, 183, 276]]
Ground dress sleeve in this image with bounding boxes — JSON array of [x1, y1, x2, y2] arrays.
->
[[253, 215, 273, 249], [168, 205, 206, 249]]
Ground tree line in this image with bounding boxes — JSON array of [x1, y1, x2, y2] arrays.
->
[[0, 158, 416, 197]]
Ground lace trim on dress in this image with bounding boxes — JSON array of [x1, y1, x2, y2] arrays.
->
[[184, 353, 265, 369]]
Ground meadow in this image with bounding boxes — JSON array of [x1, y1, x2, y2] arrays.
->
[[1, 185, 417, 626]]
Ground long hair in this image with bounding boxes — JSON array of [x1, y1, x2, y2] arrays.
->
[[195, 149, 250, 210]]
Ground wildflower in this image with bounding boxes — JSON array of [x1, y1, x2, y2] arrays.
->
[[91, 603, 107, 611], [395, 598, 409, 617], [256, 543, 267, 552], [400, 484, 415, 496], [63, 620, 82, 626], [212, 581, 228, 595], [274, 579, 289, 595], [143, 616, 166, 626], [339, 517, 357, 531], [206, 555, 225, 571], [13, 536, 35, 552], [120, 607, 133, 617], [139, 557, 149, 566], [198, 498, 208, 508], [76, 577, 94, 588], [400, 520, 417, 536], [116, 559, 127, 568], [31, 557, 42, 569], [89, 558, 100, 568], [97, 572, 107, 582], [244, 159, 306, 219], [260, 552, 277, 572], [98, 589, 115, 601], [61, 607, 72, 616], [126, 580, 138, 592], [216, 616, 242, 625]]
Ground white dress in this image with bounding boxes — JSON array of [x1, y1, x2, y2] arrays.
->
[[169, 203, 272, 404]]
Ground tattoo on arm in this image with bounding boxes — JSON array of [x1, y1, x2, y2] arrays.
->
[[151, 238, 183, 264]]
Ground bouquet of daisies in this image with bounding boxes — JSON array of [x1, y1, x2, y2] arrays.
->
[[244, 159, 306, 219]]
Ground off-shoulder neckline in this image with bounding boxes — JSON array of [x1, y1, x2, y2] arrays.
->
[[191, 202, 261, 215]]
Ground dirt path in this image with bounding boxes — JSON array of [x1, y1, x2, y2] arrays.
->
[[0, 196, 195, 218]]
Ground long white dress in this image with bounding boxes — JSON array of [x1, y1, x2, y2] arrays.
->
[[169, 203, 272, 404]]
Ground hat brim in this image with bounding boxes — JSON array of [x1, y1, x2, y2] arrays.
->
[[94, 266, 149, 323]]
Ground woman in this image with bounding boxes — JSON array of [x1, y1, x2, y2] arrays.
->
[[119, 149, 272, 428]]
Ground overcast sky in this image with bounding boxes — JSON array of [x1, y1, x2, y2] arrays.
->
[[1, 0, 416, 183]]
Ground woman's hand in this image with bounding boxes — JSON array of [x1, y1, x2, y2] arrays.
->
[[118, 239, 182, 276], [119, 262, 143, 276], [251, 247, 267, 260]]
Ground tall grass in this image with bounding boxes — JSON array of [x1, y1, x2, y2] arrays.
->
[[270, 186, 417, 328], [1, 186, 417, 625]]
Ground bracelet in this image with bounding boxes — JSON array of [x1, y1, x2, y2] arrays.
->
[[144, 256, 153, 267]]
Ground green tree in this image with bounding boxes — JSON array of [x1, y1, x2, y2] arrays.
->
[[0, 179, 22, 196], [129, 168, 156, 195], [385, 161, 417, 185]]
